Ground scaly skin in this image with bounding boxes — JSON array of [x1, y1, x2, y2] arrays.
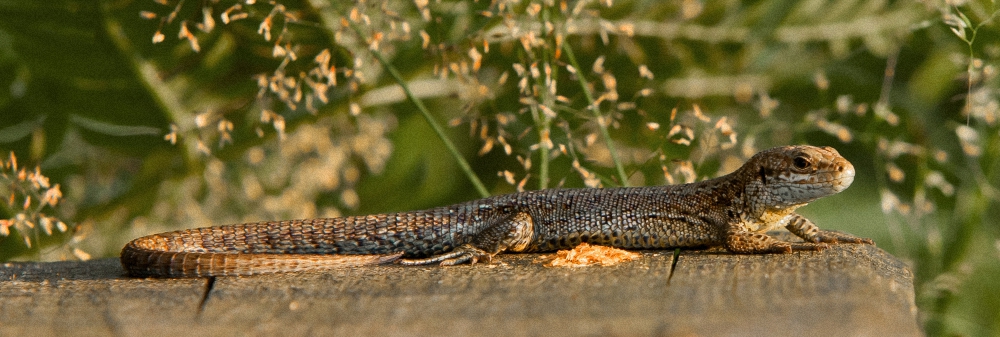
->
[[120, 145, 873, 277]]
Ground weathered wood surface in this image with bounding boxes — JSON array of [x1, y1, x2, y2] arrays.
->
[[1, 240, 920, 336]]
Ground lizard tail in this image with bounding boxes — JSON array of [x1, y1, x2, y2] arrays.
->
[[120, 237, 403, 278]]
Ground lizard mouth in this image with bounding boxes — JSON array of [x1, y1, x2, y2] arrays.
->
[[831, 161, 856, 192], [788, 164, 855, 195], [811, 170, 854, 193], [831, 174, 854, 192]]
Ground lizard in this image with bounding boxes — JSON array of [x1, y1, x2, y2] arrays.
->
[[120, 145, 873, 278]]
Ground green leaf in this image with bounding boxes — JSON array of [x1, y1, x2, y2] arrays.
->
[[69, 115, 161, 137], [0, 116, 43, 143]]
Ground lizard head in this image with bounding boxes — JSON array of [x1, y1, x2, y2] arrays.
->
[[743, 145, 855, 210]]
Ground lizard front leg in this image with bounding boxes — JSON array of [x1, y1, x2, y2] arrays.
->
[[723, 213, 873, 254], [399, 211, 535, 266], [784, 213, 874, 245], [723, 229, 828, 254]]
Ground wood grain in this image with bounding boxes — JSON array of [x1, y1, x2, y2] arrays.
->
[[1, 239, 919, 336]]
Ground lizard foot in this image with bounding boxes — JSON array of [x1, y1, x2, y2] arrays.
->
[[725, 231, 831, 254], [785, 214, 874, 245], [786, 242, 830, 252], [398, 244, 495, 266], [809, 230, 875, 245]]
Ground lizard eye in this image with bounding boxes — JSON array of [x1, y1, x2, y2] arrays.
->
[[793, 156, 810, 169]]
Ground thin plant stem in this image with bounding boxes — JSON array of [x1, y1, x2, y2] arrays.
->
[[98, 3, 199, 173], [533, 6, 556, 190], [561, 44, 629, 186], [355, 27, 489, 197]]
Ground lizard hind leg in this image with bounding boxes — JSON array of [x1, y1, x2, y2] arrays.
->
[[398, 211, 536, 266]]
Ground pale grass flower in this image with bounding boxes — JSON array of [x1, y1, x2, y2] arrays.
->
[[0, 153, 73, 255]]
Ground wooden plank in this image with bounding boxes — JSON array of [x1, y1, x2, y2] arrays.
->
[[0, 241, 919, 336]]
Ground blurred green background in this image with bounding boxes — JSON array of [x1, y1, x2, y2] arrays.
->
[[1, 0, 999, 335]]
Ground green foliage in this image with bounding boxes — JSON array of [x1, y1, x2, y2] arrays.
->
[[1, 0, 999, 335]]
